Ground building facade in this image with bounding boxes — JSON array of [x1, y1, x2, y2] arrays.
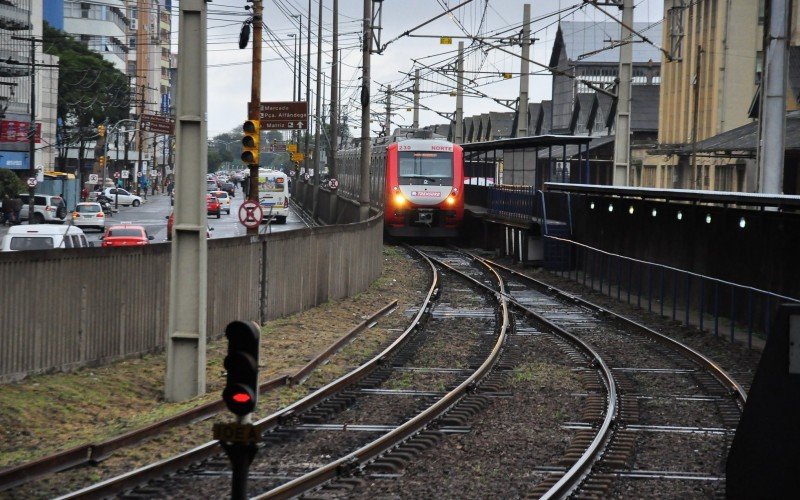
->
[[642, 0, 788, 191], [0, 0, 59, 173]]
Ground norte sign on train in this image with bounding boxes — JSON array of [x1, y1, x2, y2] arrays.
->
[[249, 101, 308, 130]]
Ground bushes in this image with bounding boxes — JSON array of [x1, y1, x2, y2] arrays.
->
[[0, 169, 26, 199]]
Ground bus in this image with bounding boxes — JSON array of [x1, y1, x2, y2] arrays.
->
[[258, 169, 290, 224]]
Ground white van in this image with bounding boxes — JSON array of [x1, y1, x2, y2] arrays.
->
[[258, 170, 290, 224], [1, 225, 89, 251]]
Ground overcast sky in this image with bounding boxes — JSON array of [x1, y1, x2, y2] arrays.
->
[[196, 0, 664, 137]]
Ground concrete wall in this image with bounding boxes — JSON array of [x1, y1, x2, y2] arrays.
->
[[0, 215, 383, 382]]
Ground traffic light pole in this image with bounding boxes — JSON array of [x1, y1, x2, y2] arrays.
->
[[247, 0, 263, 238]]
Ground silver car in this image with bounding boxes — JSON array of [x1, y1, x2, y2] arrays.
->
[[71, 202, 106, 232]]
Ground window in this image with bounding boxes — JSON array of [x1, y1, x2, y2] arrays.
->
[[77, 204, 101, 213], [398, 152, 454, 185], [81, 3, 90, 19], [668, 4, 685, 61], [755, 51, 764, 84], [107, 228, 142, 237], [130, 37, 136, 48], [71, 235, 82, 247], [10, 237, 54, 250], [758, 0, 766, 25]]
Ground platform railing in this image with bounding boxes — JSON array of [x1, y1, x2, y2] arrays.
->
[[544, 235, 800, 349]]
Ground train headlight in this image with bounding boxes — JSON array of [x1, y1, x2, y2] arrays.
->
[[394, 193, 405, 206], [446, 195, 456, 206]]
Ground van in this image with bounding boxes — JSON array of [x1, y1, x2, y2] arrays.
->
[[257, 170, 290, 224], [1, 225, 89, 251]]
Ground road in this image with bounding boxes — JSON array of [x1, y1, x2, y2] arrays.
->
[[0, 191, 307, 245]]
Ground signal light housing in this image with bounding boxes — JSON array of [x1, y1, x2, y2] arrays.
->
[[222, 320, 260, 416], [241, 120, 260, 166], [98, 124, 105, 137]]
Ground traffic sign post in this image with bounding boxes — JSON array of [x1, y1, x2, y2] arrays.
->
[[140, 114, 175, 135], [26, 177, 37, 188], [88, 174, 99, 184], [328, 178, 339, 190], [253, 101, 308, 130], [238, 200, 263, 229]]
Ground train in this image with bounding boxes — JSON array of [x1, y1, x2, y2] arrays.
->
[[337, 131, 464, 237]]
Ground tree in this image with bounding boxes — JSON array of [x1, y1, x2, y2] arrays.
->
[[43, 23, 130, 172], [0, 168, 26, 198]]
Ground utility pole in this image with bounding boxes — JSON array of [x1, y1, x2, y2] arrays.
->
[[247, 0, 263, 221], [454, 41, 464, 144], [384, 84, 391, 136], [329, 0, 339, 179], [612, 0, 633, 186], [304, 0, 311, 177], [359, 0, 372, 221], [166, 0, 209, 402], [757, 0, 790, 194], [413, 69, 420, 129], [26, 36, 36, 222], [136, 84, 144, 195], [690, 45, 703, 190], [515, 3, 531, 138], [312, 0, 322, 215]]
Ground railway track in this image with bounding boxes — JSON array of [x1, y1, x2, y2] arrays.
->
[[48, 246, 748, 498], [55, 246, 510, 499]]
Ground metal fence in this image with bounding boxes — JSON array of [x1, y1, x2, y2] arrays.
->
[[0, 215, 383, 382], [545, 235, 800, 349]]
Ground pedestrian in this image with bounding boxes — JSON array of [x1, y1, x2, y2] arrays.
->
[[166, 181, 174, 197], [81, 187, 89, 201], [1, 195, 11, 225], [141, 179, 148, 200], [11, 195, 22, 224], [151, 181, 157, 196]]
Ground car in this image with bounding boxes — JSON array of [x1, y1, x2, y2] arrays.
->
[[206, 179, 218, 191], [102, 188, 143, 207], [207, 194, 221, 218], [166, 213, 213, 241], [210, 190, 231, 214], [17, 194, 67, 224], [220, 182, 236, 197], [100, 224, 153, 247], [71, 202, 106, 231], [1, 225, 89, 251]]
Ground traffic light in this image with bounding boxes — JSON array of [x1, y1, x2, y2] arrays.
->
[[98, 124, 105, 137], [241, 120, 260, 166], [222, 320, 260, 416], [98, 156, 106, 167]]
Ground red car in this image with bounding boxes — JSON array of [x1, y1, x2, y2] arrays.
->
[[166, 213, 213, 241], [101, 224, 153, 247], [207, 194, 221, 219]]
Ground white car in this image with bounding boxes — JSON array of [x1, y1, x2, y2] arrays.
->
[[103, 188, 143, 207], [71, 202, 107, 232], [210, 190, 231, 214], [1, 225, 89, 251]]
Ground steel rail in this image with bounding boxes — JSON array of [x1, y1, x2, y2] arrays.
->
[[477, 254, 747, 406], [254, 246, 510, 499], [56, 253, 439, 500], [7, 302, 400, 495], [443, 248, 618, 499]]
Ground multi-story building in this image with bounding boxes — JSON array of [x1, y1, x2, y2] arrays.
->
[[642, 0, 800, 192], [62, 0, 129, 72], [0, 0, 59, 173]]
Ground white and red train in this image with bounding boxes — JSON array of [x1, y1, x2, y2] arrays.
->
[[337, 135, 464, 237]]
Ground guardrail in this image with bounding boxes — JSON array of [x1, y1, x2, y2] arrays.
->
[[544, 235, 800, 349], [0, 214, 383, 383]]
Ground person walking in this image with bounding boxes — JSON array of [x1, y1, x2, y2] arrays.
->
[[1, 195, 12, 225], [166, 181, 174, 197]]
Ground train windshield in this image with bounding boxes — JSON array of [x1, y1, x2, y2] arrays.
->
[[398, 151, 453, 185]]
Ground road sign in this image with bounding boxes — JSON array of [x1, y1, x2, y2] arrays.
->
[[238, 201, 263, 229], [270, 142, 287, 153], [291, 152, 305, 162], [26, 177, 37, 188], [121, 170, 130, 179], [440, 36, 452, 45], [88, 174, 99, 184], [113, 172, 120, 179], [287, 143, 298, 153], [253, 101, 308, 130], [141, 114, 175, 135], [328, 178, 339, 190]]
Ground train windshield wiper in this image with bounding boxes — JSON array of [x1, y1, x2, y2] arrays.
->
[[404, 174, 440, 183]]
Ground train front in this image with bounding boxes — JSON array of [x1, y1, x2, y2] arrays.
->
[[385, 139, 464, 237]]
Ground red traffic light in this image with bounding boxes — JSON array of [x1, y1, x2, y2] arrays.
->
[[232, 392, 251, 403]]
